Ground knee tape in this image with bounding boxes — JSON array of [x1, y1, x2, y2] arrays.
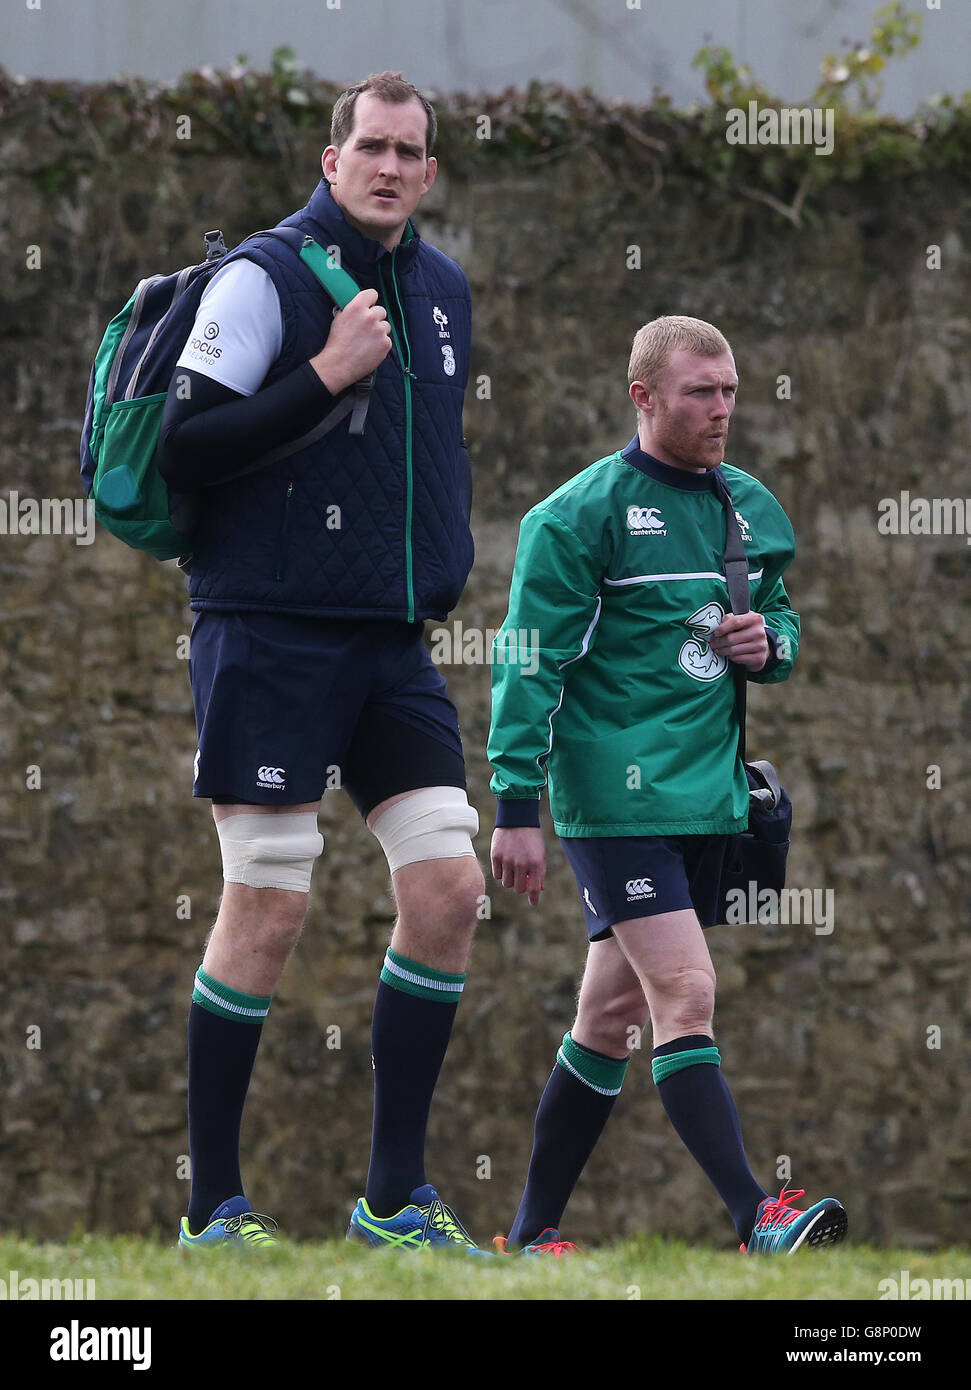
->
[[370, 786, 479, 874], [217, 811, 324, 892]]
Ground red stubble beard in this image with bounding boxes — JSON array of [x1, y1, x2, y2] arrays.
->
[[654, 397, 728, 472]]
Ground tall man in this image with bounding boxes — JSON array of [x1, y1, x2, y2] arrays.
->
[[488, 316, 847, 1255], [158, 72, 485, 1251]]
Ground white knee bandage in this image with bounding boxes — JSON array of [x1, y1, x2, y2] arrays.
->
[[217, 811, 324, 892], [370, 787, 479, 875]]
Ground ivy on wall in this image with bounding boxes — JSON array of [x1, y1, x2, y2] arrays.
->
[[1, 3, 968, 231]]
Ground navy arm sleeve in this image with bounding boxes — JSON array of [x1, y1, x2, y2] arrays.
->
[[156, 363, 342, 491]]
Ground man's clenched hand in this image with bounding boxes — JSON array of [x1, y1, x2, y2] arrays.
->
[[310, 288, 393, 394], [491, 826, 546, 907], [710, 611, 769, 671]]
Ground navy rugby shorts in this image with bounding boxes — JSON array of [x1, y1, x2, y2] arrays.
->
[[559, 833, 731, 941], [188, 611, 466, 816]]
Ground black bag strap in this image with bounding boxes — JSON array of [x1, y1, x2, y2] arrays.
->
[[712, 468, 750, 767], [746, 758, 783, 807], [712, 468, 750, 617], [255, 389, 365, 467]]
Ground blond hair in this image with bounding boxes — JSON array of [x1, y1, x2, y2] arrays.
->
[[628, 316, 732, 393]]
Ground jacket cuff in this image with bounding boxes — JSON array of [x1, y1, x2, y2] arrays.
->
[[756, 625, 784, 676], [495, 797, 541, 829]]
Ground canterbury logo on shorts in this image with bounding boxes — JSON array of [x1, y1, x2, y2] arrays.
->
[[625, 876, 657, 900], [256, 765, 286, 789]]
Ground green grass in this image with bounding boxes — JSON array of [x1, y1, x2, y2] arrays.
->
[[1, 1234, 969, 1301]]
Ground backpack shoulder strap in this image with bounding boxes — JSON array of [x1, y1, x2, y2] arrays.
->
[[245, 226, 371, 438], [254, 226, 362, 309]]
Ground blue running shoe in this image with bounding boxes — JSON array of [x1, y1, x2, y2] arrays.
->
[[179, 1195, 279, 1250], [742, 1186, 847, 1254], [347, 1183, 489, 1255]]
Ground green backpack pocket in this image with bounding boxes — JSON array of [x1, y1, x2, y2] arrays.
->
[[93, 395, 186, 559]]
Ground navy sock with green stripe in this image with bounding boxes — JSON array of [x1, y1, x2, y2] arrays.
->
[[508, 1031, 629, 1248], [652, 1033, 768, 1241], [364, 948, 465, 1218], [187, 969, 271, 1234]]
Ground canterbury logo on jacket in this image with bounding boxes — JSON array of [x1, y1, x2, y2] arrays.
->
[[186, 180, 473, 622], [488, 442, 800, 837]]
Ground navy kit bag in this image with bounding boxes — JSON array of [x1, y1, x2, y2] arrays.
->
[[80, 226, 368, 560], [713, 472, 792, 923]]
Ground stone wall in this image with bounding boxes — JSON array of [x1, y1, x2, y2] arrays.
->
[[1, 77, 968, 1247]]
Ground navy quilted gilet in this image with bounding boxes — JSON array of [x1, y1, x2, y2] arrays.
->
[[186, 180, 473, 622]]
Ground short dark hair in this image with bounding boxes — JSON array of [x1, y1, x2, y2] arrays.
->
[[331, 71, 437, 155]]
